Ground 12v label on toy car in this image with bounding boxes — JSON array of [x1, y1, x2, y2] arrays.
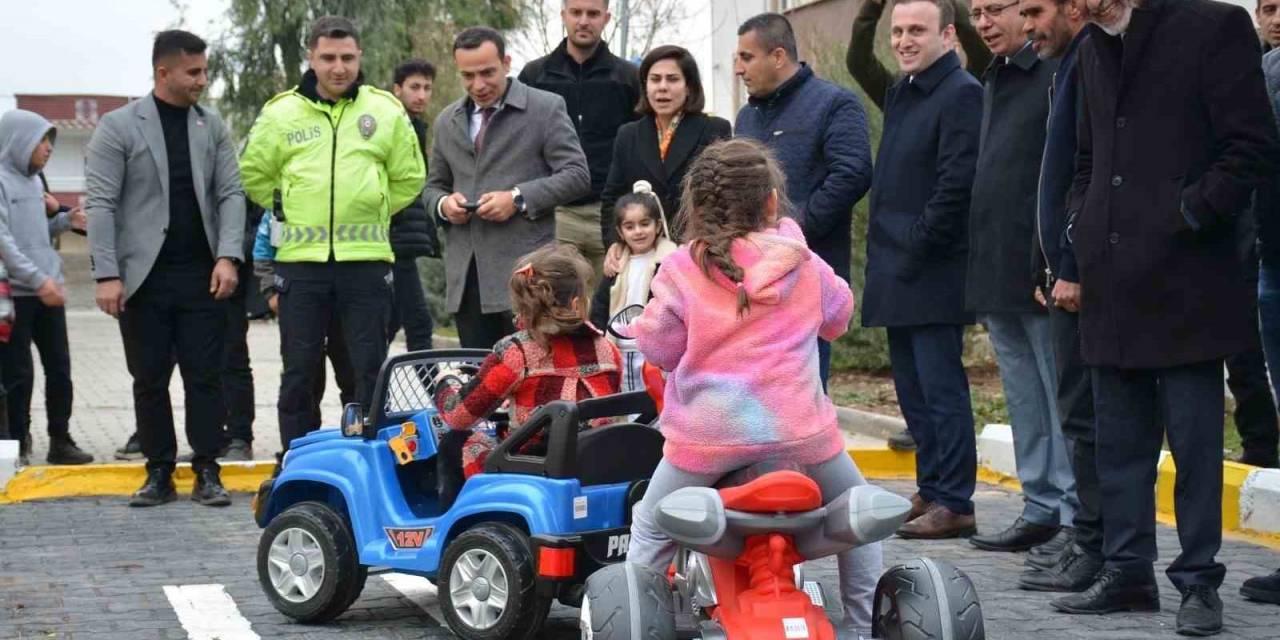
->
[[782, 617, 809, 639], [385, 527, 433, 550]]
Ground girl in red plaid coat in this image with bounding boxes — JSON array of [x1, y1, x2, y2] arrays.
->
[[432, 245, 622, 509]]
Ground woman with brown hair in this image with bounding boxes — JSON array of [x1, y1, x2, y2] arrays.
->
[[599, 45, 732, 274]]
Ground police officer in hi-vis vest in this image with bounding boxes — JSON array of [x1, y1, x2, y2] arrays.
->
[[240, 15, 425, 452]]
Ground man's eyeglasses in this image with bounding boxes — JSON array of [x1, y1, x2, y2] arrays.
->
[[970, 0, 1021, 21]]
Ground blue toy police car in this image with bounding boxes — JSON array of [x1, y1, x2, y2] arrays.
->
[[252, 349, 663, 640]]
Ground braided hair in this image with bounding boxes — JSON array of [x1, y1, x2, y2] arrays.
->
[[677, 138, 790, 316], [508, 244, 594, 346]]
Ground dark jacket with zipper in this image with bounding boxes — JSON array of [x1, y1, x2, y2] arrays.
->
[[734, 64, 872, 282], [966, 43, 1057, 314], [389, 117, 439, 259], [1033, 29, 1089, 289], [599, 112, 732, 246], [1068, 0, 1277, 368], [862, 51, 982, 328], [519, 39, 641, 205]]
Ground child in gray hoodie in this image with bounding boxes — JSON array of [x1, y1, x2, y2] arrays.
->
[[0, 109, 93, 465]]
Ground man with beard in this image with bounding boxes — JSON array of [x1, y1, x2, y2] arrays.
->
[[1050, 1, 1276, 634]]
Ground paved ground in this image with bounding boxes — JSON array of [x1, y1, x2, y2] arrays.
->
[[2, 480, 1280, 639]]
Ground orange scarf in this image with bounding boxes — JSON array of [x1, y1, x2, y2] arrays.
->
[[656, 114, 683, 161]]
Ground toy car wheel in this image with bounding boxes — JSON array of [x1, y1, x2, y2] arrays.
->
[[257, 501, 368, 623], [439, 523, 551, 640], [873, 557, 984, 640], [580, 562, 676, 640]]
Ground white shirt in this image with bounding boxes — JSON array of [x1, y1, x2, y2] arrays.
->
[[624, 250, 655, 307]]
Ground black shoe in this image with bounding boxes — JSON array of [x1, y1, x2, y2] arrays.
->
[[1028, 526, 1075, 561], [46, 436, 94, 465], [191, 468, 231, 507], [887, 431, 917, 452], [1176, 585, 1223, 636], [115, 433, 143, 461], [1050, 567, 1160, 614], [18, 433, 31, 466], [1240, 569, 1280, 604], [970, 517, 1059, 552], [129, 468, 177, 507], [1018, 545, 1103, 592]]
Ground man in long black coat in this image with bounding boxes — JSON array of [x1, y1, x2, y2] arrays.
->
[[1050, 0, 1278, 634], [862, 0, 981, 540]]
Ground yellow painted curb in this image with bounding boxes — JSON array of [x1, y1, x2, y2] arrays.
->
[[848, 447, 916, 479], [2, 450, 1277, 552], [0, 462, 274, 504]]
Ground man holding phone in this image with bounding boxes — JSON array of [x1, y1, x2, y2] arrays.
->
[[425, 27, 589, 349]]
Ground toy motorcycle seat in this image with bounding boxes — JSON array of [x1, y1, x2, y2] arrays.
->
[[716, 460, 823, 513]]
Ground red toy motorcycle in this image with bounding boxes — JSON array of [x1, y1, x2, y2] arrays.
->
[[582, 306, 984, 640]]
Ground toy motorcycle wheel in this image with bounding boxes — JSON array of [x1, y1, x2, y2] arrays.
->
[[257, 501, 368, 622], [873, 557, 985, 640], [439, 523, 551, 640], [580, 562, 676, 640]]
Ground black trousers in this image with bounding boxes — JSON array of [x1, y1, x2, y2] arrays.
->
[[1093, 360, 1226, 589], [455, 259, 514, 350], [1226, 348, 1279, 463], [1049, 306, 1103, 557], [310, 311, 356, 428], [276, 261, 391, 450], [221, 260, 255, 444], [886, 324, 977, 515], [2, 297, 73, 443], [120, 268, 227, 474], [388, 255, 434, 351]]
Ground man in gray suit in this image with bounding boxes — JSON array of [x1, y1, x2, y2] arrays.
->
[[85, 30, 245, 507], [425, 27, 590, 350]]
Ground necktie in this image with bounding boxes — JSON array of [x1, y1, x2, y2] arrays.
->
[[475, 107, 496, 153]]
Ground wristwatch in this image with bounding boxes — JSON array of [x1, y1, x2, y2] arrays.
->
[[511, 188, 527, 214]]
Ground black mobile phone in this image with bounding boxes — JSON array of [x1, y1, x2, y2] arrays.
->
[[461, 202, 480, 213]]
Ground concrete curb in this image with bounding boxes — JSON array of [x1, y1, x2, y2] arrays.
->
[[837, 406, 907, 440]]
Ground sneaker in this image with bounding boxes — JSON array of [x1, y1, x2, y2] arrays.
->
[[191, 467, 231, 507], [47, 436, 94, 465], [129, 468, 177, 507], [1176, 585, 1223, 636], [219, 439, 253, 462], [114, 433, 143, 461]]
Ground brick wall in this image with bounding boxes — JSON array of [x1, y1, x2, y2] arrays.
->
[[15, 95, 131, 123]]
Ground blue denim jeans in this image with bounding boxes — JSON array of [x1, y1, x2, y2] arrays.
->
[[982, 313, 1078, 527]]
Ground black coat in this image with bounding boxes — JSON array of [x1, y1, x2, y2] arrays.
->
[[1069, 0, 1278, 368], [599, 113, 732, 246], [390, 117, 439, 259], [519, 39, 641, 204], [862, 51, 982, 328], [966, 43, 1057, 314]]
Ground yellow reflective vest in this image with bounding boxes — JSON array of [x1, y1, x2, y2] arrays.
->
[[240, 77, 425, 263]]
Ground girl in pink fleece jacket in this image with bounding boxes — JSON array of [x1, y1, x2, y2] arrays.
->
[[627, 139, 881, 635]]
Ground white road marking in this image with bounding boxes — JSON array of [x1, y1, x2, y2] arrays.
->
[[381, 572, 448, 625], [162, 584, 260, 640]]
